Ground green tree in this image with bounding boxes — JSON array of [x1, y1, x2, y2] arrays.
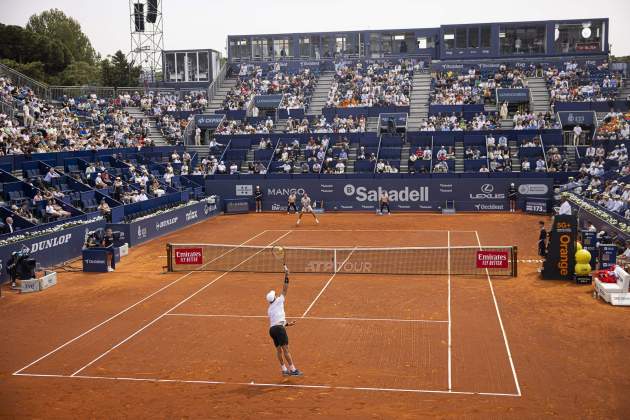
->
[[26, 8, 96, 64], [101, 51, 141, 87], [0, 23, 71, 75], [57, 61, 101, 85]]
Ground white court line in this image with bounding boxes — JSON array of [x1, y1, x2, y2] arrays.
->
[[12, 230, 270, 376], [12, 372, 520, 397], [267, 229, 478, 233], [474, 231, 522, 397], [165, 313, 449, 323], [447, 230, 452, 391], [300, 247, 357, 318], [68, 230, 293, 378]]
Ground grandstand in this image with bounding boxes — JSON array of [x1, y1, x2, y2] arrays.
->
[[1, 11, 630, 420]]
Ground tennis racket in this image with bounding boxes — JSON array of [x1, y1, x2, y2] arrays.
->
[[272, 245, 288, 274]]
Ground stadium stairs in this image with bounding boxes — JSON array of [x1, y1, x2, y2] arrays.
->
[[508, 140, 521, 171], [407, 72, 431, 130], [455, 141, 465, 172], [398, 144, 411, 172], [127, 106, 169, 146], [527, 77, 551, 114], [305, 71, 335, 118]]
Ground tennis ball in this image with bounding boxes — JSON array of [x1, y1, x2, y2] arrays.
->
[[576, 242, 583, 251], [575, 263, 591, 276], [575, 249, 591, 264]]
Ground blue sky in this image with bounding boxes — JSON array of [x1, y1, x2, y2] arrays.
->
[[1, 0, 629, 57]]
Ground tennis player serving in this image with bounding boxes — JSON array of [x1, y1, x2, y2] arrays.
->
[[266, 264, 303, 376], [296, 192, 319, 226]]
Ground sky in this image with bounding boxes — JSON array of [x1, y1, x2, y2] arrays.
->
[[1, 0, 629, 58]]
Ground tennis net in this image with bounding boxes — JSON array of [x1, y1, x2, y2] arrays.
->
[[166, 243, 517, 276]]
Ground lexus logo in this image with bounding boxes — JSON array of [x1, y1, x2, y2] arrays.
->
[[481, 184, 494, 193]]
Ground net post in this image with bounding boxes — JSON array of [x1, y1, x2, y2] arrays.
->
[[166, 243, 173, 272], [511, 246, 518, 277], [333, 249, 337, 274]]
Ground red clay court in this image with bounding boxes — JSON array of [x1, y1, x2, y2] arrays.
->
[[1, 213, 629, 418]]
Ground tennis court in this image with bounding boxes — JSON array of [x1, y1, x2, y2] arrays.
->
[[3, 213, 629, 418]]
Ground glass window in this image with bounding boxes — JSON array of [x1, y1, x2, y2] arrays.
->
[[444, 31, 455, 50], [369, 33, 381, 57], [165, 53, 176, 82], [499, 25, 546, 55], [469, 28, 479, 48], [381, 33, 393, 54], [273, 38, 290, 57], [299, 37, 311, 57], [229, 38, 249, 59], [176, 53, 186, 82], [187, 53, 198, 82], [311, 35, 321, 59], [480, 26, 491, 48], [554, 21, 604, 53], [335, 36, 346, 54], [322, 35, 334, 58], [455, 28, 467, 48], [198, 52, 209, 82], [417, 36, 435, 49], [252, 38, 271, 59]]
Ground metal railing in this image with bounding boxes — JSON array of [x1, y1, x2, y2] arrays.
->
[[0, 99, 14, 119], [207, 62, 229, 106], [0, 63, 50, 99]]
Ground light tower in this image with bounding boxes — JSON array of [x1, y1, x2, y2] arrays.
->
[[129, 0, 164, 82]]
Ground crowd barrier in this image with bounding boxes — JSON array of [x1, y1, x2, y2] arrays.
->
[[0, 218, 106, 282], [108, 198, 220, 247]]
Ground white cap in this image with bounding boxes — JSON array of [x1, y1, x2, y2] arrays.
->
[[266, 290, 276, 303]]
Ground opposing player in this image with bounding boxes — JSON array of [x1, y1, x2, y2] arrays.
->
[[296, 192, 319, 225], [266, 267, 302, 376], [287, 191, 297, 214], [378, 191, 391, 215]]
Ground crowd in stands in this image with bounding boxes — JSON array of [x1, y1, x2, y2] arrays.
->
[[430, 64, 532, 105], [546, 61, 623, 103], [0, 77, 154, 155], [215, 117, 274, 135], [226, 65, 316, 111], [141, 91, 208, 115], [285, 115, 367, 134], [326, 61, 413, 108], [418, 113, 499, 131], [593, 111, 630, 140], [512, 111, 561, 130]]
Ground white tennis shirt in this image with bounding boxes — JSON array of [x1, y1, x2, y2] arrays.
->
[[268, 295, 286, 327]]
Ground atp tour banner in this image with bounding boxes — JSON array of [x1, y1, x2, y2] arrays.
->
[[206, 178, 552, 212], [108, 200, 220, 247], [0, 219, 106, 282], [496, 89, 530, 103]]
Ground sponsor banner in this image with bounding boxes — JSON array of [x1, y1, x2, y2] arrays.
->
[[598, 244, 617, 270], [581, 230, 598, 266], [496, 88, 530, 103], [206, 178, 552, 212], [253, 94, 283, 108], [476, 251, 509, 269], [194, 114, 225, 129], [0, 219, 106, 282], [108, 200, 219, 247], [225, 199, 250, 214], [525, 200, 548, 214], [542, 215, 577, 280], [557, 111, 595, 128], [175, 247, 203, 264]]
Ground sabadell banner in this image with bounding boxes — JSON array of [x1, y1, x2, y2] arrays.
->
[[206, 178, 552, 212]]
